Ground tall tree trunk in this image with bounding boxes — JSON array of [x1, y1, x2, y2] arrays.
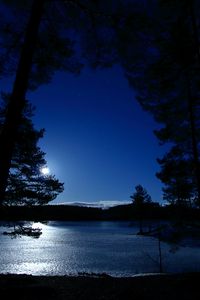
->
[[187, 75, 200, 206], [189, 0, 200, 62], [188, 1, 200, 205], [0, 0, 44, 205]]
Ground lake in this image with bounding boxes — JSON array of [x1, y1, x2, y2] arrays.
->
[[0, 221, 199, 276]]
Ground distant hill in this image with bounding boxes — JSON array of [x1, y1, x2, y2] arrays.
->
[[57, 201, 132, 209]]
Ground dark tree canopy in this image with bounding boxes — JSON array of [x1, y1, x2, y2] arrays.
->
[[123, 0, 200, 206], [156, 146, 195, 207]]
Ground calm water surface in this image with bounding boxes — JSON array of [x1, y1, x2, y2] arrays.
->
[[0, 221, 199, 276]]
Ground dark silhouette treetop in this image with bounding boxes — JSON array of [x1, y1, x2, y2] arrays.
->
[[130, 184, 152, 206]]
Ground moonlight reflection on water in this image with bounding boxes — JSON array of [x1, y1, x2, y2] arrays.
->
[[0, 221, 200, 276]]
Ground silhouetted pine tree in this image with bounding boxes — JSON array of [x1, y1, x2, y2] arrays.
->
[[130, 184, 152, 233], [125, 0, 200, 205], [156, 146, 194, 206], [0, 94, 64, 206]]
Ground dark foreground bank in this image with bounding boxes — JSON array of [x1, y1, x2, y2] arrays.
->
[[0, 273, 199, 300]]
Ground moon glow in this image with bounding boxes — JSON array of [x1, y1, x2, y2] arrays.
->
[[41, 167, 50, 175]]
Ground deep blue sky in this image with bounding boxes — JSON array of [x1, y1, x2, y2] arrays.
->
[[1, 65, 165, 205], [24, 65, 165, 205], [0, 2, 166, 206]]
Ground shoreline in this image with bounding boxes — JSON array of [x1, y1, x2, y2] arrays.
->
[[0, 272, 199, 300]]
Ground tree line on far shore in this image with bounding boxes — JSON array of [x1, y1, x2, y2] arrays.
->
[[0, 201, 199, 222]]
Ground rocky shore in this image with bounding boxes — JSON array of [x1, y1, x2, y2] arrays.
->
[[0, 272, 199, 300]]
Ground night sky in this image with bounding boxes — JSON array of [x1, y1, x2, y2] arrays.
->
[[20, 64, 164, 206], [2, 64, 165, 206], [0, 1, 168, 207]]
